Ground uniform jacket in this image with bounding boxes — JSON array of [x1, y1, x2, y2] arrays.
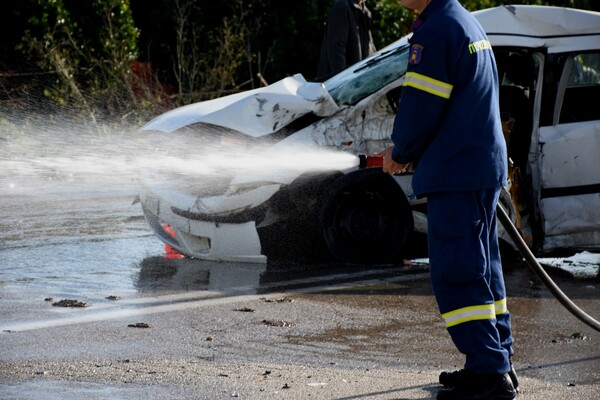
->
[[316, 0, 375, 81], [391, 0, 508, 197]]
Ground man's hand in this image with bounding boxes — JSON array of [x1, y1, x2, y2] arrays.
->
[[376, 146, 408, 175]]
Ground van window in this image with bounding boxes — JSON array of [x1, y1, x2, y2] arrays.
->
[[560, 52, 600, 123], [569, 53, 600, 86]]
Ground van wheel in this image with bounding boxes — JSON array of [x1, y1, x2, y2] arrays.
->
[[318, 169, 413, 264]]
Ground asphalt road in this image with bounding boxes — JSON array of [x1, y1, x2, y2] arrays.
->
[[1, 182, 599, 399]]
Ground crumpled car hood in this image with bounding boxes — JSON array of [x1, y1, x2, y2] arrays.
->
[[141, 74, 339, 137]]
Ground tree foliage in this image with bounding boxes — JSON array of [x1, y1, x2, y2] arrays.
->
[[18, 0, 145, 122], [1, 0, 597, 126]]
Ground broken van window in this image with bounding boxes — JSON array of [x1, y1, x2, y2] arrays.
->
[[569, 53, 600, 86]]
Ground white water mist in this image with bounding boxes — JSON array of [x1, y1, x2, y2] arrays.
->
[[0, 118, 360, 196]]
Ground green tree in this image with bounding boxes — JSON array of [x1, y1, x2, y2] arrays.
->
[[9, 0, 600, 125], [20, 0, 144, 123]]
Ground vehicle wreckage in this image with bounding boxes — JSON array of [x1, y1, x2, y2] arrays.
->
[[138, 5, 600, 263]]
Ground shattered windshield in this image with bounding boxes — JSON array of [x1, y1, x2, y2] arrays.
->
[[324, 37, 411, 106]]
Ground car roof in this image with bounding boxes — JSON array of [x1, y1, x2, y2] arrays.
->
[[474, 5, 600, 53]]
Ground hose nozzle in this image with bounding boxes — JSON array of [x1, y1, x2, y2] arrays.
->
[[358, 154, 384, 169]]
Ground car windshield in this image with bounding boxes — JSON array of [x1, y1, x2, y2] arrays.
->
[[324, 36, 411, 106]]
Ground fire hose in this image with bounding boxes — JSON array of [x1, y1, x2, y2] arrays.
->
[[358, 154, 600, 332], [495, 203, 600, 332]]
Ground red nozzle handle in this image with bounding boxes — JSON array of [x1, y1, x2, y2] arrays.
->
[[358, 154, 384, 168]]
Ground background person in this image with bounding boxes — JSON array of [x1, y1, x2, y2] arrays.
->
[[316, 0, 376, 81]]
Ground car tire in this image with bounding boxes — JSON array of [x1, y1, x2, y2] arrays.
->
[[318, 169, 414, 264]]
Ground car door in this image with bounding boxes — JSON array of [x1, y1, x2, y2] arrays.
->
[[536, 51, 600, 251]]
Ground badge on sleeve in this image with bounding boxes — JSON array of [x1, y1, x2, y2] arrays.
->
[[409, 44, 424, 65]]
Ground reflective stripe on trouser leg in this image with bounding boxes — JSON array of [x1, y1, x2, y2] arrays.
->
[[427, 189, 511, 374], [485, 189, 515, 357]]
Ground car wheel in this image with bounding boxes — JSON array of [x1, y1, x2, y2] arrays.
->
[[318, 169, 413, 264]]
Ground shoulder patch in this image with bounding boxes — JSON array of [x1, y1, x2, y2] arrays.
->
[[409, 44, 424, 65]]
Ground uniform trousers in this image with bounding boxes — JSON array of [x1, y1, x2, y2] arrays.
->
[[426, 188, 514, 374]]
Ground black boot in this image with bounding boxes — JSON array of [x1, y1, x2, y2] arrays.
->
[[440, 364, 519, 391], [437, 372, 516, 400]]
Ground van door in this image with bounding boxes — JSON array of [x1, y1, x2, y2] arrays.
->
[[537, 52, 600, 251]]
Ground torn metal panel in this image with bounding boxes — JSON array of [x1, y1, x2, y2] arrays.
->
[[310, 101, 395, 153]]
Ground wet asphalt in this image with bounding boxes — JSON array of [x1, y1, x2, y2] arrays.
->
[[0, 183, 599, 399]]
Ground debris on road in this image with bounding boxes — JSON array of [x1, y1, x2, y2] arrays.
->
[[571, 332, 588, 340], [52, 299, 88, 308], [262, 297, 294, 303], [262, 319, 293, 327], [127, 322, 150, 328]]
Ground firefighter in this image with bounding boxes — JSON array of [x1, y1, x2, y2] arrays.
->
[[379, 0, 518, 399]]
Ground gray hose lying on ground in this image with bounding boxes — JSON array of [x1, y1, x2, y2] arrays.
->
[[496, 203, 600, 332]]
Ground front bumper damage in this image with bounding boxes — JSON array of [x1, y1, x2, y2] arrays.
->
[[140, 181, 283, 263]]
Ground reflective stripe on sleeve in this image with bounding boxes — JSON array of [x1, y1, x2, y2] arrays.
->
[[403, 72, 453, 99], [442, 304, 495, 328], [495, 298, 508, 315]]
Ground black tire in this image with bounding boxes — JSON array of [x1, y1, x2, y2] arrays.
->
[[318, 169, 413, 264]]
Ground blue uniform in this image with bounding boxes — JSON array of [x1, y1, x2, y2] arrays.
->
[[390, 0, 514, 374], [391, 0, 507, 196]]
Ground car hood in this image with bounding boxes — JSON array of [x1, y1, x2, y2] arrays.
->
[[140, 74, 339, 137], [475, 5, 600, 53]]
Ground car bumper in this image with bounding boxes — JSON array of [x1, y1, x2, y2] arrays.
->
[[139, 184, 283, 263]]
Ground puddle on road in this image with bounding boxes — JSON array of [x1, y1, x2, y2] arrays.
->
[[135, 256, 267, 293], [135, 256, 422, 294], [0, 247, 424, 333]]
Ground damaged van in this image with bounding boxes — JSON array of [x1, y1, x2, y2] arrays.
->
[[138, 5, 600, 264]]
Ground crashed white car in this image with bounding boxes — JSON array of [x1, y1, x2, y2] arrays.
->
[[139, 5, 600, 264]]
